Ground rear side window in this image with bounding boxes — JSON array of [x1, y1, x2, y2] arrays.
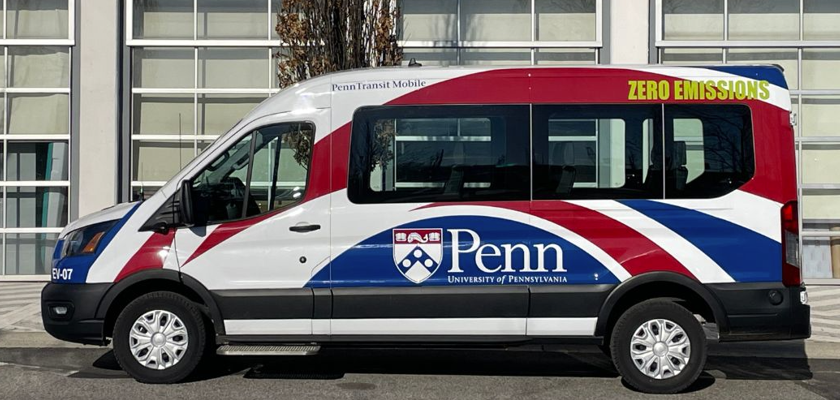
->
[[348, 105, 530, 203], [664, 104, 754, 199], [532, 104, 664, 200]]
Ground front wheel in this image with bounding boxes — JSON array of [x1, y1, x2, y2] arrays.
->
[[609, 299, 707, 394], [112, 291, 207, 383]]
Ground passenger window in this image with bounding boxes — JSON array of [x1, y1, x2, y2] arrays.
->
[[664, 104, 754, 199], [189, 122, 313, 225], [671, 118, 705, 184], [348, 105, 530, 203], [532, 104, 664, 200]]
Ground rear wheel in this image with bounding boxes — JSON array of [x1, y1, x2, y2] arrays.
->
[[609, 299, 706, 394], [112, 291, 207, 383]]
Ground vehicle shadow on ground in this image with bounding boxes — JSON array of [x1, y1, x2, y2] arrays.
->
[[75, 344, 818, 394]]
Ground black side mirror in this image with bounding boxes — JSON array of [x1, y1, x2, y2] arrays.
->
[[151, 222, 170, 235], [179, 179, 195, 227]]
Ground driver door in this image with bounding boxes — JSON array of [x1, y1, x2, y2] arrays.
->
[[176, 117, 330, 336]]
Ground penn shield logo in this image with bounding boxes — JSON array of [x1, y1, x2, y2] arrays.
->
[[393, 228, 442, 284]]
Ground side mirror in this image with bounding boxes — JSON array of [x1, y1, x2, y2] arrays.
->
[[151, 222, 170, 235], [179, 179, 195, 227]]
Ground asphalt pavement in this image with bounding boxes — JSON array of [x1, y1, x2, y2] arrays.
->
[[0, 342, 838, 400]]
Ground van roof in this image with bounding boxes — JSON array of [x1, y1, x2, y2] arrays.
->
[[280, 63, 786, 92], [246, 64, 788, 121], [304, 63, 785, 78]]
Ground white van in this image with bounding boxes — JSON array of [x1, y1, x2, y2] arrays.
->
[[43, 65, 809, 393]]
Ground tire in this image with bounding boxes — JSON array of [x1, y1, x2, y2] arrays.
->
[[112, 291, 207, 384], [609, 299, 707, 394]]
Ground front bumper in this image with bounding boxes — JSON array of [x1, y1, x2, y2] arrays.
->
[[708, 283, 810, 342], [41, 282, 112, 345]]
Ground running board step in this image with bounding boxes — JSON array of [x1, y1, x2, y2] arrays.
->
[[217, 345, 320, 356]]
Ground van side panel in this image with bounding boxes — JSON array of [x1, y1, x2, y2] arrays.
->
[[319, 66, 802, 340]]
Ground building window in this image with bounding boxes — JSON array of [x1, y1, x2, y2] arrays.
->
[[126, 0, 604, 202], [655, 0, 840, 279], [0, 1, 73, 277], [127, 1, 280, 201], [400, 0, 602, 66]]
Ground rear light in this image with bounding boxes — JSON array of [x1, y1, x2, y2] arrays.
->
[[781, 201, 801, 286]]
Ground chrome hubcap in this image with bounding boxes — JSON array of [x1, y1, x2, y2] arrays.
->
[[630, 319, 691, 380], [129, 310, 189, 370]]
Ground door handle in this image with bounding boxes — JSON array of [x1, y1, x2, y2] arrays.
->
[[289, 223, 321, 233]]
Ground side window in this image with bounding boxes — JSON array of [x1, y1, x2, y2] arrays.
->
[[348, 105, 530, 203], [190, 122, 313, 225], [665, 104, 754, 199], [532, 104, 664, 200]]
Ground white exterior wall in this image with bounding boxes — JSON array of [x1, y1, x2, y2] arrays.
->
[[609, 0, 649, 64]]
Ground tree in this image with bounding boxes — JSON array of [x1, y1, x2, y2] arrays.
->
[[274, 0, 402, 170], [274, 0, 402, 88]]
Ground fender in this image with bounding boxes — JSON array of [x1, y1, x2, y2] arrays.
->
[[181, 272, 226, 336], [594, 271, 730, 337], [94, 269, 226, 336]]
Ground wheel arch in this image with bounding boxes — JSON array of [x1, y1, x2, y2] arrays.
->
[[95, 269, 225, 338], [595, 272, 728, 339]]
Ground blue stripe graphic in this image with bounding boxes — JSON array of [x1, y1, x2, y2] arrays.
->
[[698, 65, 788, 90], [308, 215, 620, 288], [51, 203, 141, 283], [620, 200, 781, 283]]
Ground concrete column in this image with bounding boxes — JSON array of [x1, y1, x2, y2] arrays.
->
[[75, 0, 120, 218], [608, 0, 650, 65], [831, 226, 840, 278]]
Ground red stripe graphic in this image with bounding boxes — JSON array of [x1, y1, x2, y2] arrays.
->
[[182, 131, 336, 266], [419, 200, 696, 280], [114, 230, 176, 282], [173, 67, 792, 266], [531, 201, 696, 279]]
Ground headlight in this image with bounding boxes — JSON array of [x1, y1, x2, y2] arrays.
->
[[62, 220, 118, 257]]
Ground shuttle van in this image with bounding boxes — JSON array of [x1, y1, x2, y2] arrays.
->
[[42, 65, 809, 393]]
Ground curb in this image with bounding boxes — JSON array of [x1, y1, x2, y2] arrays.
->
[[0, 332, 108, 349], [708, 340, 840, 360]]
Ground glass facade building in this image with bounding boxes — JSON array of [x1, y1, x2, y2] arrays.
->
[[656, 0, 840, 278], [126, 0, 602, 201], [2, 0, 839, 279], [128, 0, 284, 201], [0, 1, 73, 276]]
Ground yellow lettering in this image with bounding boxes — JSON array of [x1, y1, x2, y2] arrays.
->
[[684, 80, 698, 100], [734, 80, 746, 100], [674, 80, 683, 99], [658, 80, 671, 100], [759, 80, 770, 100], [716, 80, 728, 100], [647, 80, 658, 100], [628, 81, 638, 100], [705, 80, 717, 100], [746, 81, 758, 100]]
